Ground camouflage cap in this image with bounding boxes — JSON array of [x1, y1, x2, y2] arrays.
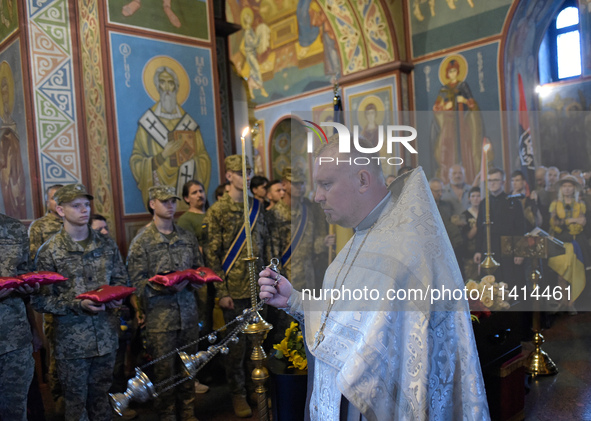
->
[[225, 154, 251, 172], [282, 167, 305, 183], [54, 184, 94, 205], [149, 185, 181, 201]]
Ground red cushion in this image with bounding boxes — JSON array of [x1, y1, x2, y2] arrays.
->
[[0, 277, 22, 290], [196, 267, 223, 284], [76, 285, 136, 303], [19, 271, 68, 286], [149, 271, 184, 287]]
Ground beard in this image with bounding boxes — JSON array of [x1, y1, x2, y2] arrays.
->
[[160, 90, 178, 114]]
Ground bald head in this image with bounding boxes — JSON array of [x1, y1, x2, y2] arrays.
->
[[313, 137, 388, 228]]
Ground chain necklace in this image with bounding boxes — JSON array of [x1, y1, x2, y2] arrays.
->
[[313, 222, 376, 350]]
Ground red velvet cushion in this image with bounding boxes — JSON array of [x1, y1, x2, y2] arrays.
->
[[149, 271, 184, 287], [0, 277, 22, 290], [76, 285, 136, 303], [19, 271, 68, 286], [196, 267, 223, 284]]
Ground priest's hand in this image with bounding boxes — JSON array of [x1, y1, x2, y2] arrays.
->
[[258, 268, 291, 309]]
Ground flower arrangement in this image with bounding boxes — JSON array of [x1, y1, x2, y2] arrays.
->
[[466, 275, 510, 313], [273, 321, 307, 371]]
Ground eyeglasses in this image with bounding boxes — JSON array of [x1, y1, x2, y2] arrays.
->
[[487, 178, 502, 182]]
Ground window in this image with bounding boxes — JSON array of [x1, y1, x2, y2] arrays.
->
[[538, 1, 582, 83]]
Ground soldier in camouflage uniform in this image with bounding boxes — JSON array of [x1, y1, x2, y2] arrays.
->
[[266, 167, 331, 345], [127, 185, 203, 421], [28, 183, 64, 409], [32, 184, 130, 421], [202, 155, 274, 418], [0, 213, 36, 421]]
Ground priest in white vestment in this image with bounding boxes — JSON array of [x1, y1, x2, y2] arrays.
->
[[259, 139, 490, 421]]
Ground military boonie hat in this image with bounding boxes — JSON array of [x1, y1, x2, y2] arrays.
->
[[54, 184, 93, 205], [149, 185, 181, 201], [225, 155, 251, 172]]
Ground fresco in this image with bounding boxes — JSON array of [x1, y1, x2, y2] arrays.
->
[[226, 0, 394, 104], [26, 0, 82, 198], [0, 0, 17, 44], [109, 32, 219, 215], [537, 81, 591, 171], [410, 0, 512, 57], [107, 0, 210, 41], [0, 39, 33, 220], [413, 43, 502, 183]]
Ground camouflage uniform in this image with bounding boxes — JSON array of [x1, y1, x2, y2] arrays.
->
[[267, 180, 328, 346], [28, 210, 63, 402], [202, 157, 275, 398], [127, 186, 203, 421], [32, 206, 129, 421], [0, 213, 34, 421]]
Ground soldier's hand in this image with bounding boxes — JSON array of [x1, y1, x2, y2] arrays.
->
[[81, 299, 106, 313], [324, 234, 336, 247], [136, 311, 146, 328], [170, 279, 190, 293], [106, 299, 123, 309], [0, 288, 14, 299], [258, 268, 291, 309], [218, 296, 234, 310], [162, 137, 184, 159], [514, 257, 524, 265], [16, 283, 39, 295], [474, 253, 482, 264]]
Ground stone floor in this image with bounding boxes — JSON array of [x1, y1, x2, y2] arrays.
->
[[34, 312, 591, 420]]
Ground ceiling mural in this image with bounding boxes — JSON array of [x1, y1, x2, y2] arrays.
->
[[226, 0, 395, 105]]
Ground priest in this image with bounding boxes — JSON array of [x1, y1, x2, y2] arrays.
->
[[259, 137, 489, 420]]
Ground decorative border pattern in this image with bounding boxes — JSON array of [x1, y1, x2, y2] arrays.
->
[[78, 0, 116, 236], [27, 0, 81, 193]]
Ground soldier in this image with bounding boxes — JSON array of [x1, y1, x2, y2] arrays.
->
[[266, 167, 331, 345], [28, 183, 65, 412], [0, 213, 37, 421], [29, 184, 64, 258], [127, 185, 203, 421], [32, 184, 130, 421], [203, 155, 273, 418]]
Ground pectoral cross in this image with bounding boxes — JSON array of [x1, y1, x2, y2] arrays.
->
[[180, 167, 192, 184], [313, 312, 328, 349]]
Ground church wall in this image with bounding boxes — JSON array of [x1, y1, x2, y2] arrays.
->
[[7, 0, 225, 249]]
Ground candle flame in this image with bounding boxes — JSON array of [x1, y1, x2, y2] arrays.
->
[[241, 126, 250, 138], [483, 143, 490, 152]]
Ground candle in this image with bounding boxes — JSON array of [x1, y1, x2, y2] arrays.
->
[[241, 126, 253, 256], [483, 141, 493, 260]]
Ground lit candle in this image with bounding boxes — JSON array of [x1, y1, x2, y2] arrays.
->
[[483, 141, 493, 258], [241, 126, 253, 256]]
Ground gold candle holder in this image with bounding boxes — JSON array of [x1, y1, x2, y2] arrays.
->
[[481, 141, 500, 275]]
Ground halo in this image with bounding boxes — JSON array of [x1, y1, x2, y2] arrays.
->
[[357, 95, 385, 129], [143, 56, 190, 105], [438, 54, 468, 86], [0, 61, 15, 117]]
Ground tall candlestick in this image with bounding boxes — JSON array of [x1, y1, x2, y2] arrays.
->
[[481, 140, 499, 274], [241, 126, 253, 257]]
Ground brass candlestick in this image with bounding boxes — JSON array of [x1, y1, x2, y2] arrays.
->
[[481, 142, 500, 275]]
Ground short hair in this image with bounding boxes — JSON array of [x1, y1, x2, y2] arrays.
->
[[89, 214, 106, 224], [250, 175, 268, 193], [511, 170, 525, 179], [267, 179, 282, 190], [469, 186, 480, 195], [215, 183, 228, 200], [488, 167, 504, 179], [429, 177, 444, 187], [45, 184, 64, 201]]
